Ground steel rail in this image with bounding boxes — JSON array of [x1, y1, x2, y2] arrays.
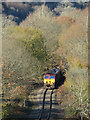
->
[[47, 89, 53, 120], [39, 88, 48, 120], [39, 88, 53, 120]]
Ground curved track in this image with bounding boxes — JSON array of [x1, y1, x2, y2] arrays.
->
[[39, 88, 53, 120]]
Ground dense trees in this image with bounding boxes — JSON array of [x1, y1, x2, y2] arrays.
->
[[2, 2, 89, 119], [56, 7, 88, 118], [20, 5, 61, 53], [2, 26, 47, 94], [2, 25, 47, 118]]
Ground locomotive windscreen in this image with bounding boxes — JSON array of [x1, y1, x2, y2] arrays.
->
[[45, 75, 49, 79], [50, 76, 55, 79]]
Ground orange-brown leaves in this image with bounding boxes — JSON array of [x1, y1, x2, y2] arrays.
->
[[53, 16, 75, 26], [56, 8, 88, 67]]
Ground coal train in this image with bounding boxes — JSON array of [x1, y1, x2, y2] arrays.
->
[[43, 66, 61, 88]]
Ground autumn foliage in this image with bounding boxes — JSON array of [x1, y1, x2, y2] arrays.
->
[[55, 7, 88, 118], [2, 3, 89, 119]]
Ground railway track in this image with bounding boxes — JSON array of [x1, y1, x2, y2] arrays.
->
[[39, 87, 53, 120]]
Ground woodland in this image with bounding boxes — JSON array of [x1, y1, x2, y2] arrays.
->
[[1, 2, 89, 119]]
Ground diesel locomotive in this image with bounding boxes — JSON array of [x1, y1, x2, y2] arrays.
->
[[43, 66, 61, 88]]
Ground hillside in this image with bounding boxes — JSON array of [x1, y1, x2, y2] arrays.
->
[[1, 2, 89, 120], [2, 2, 88, 24]]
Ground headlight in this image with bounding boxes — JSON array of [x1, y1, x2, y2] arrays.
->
[[44, 81, 46, 83]]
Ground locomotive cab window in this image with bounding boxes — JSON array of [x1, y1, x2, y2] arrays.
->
[[50, 76, 55, 79], [45, 75, 49, 79]]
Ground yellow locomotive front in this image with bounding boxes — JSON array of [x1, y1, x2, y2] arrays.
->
[[44, 74, 55, 87]]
